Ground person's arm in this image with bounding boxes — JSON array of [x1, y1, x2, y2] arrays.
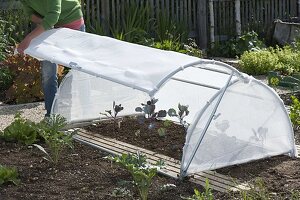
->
[[17, 25, 45, 54], [17, 0, 62, 54], [31, 14, 42, 24]]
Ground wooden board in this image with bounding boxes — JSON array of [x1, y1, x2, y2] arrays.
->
[[73, 129, 251, 193]]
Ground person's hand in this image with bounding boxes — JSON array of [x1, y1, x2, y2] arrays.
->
[[17, 37, 32, 55]]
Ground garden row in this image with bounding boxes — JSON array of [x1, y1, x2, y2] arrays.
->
[[1, 93, 300, 199]]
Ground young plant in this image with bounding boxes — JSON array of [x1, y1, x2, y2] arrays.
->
[[100, 101, 124, 133], [157, 119, 172, 137], [135, 98, 167, 130], [107, 152, 164, 200], [238, 178, 270, 200], [168, 103, 190, 129], [0, 113, 39, 145], [182, 179, 213, 200], [0, 165, 20, 186], [34, 115, 74, 165]]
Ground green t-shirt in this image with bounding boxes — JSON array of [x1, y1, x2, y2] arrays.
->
[[21, 0, 83, 30]]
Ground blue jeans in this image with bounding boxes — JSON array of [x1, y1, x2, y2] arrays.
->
[[42, 24, 86, 117]]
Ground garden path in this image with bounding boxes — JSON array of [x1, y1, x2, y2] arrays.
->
[[0, 102, 44, 131]]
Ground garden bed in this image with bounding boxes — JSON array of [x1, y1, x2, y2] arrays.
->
[[0, 140, 207, 200], [83, 116, 300, 198]]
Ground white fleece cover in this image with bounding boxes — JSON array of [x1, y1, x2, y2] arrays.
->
[[24, 28, 200, 94]]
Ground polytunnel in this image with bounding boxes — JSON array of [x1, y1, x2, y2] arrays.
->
[[24, 28, 297, 177]]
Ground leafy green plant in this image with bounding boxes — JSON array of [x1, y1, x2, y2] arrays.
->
[[0, 7, 29, 43], [135, 98, 167, 130], [239, 49, 279, 75], [208, 31, 265, 58], [168, 104, 190, 129], [290, 95, 300, 128], [267, 71, 300, 90], [107, 152, 164, 200], [100, 101, 124, 133], [234, 31, 265, 56], [135, 98, 167, 120], [34, 115, 74, 165], [0, 67, 13, 92], [183, 39, 203, 58], [0, 165, 20, 186], [0, 19, 10, 61], [274, 46, 300, 75], [182, 179, 213, 200], [157, 119, 172, 137], [0, 113, 38, 145], [290, 190, 300, 200], [152, 37, 183, 52]]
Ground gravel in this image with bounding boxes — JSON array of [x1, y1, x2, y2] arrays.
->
[[0, 102, 45, 131]]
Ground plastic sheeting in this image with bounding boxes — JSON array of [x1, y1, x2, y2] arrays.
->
[[180, 78, 297, 175], [23, 28, 297, 176], [25, 28, 200, 95]]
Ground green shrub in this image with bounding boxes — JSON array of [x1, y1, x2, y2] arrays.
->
[[0, 113, 39, 145], [0, 165, 20, 186], [0, 67, 13, 92], [0, 8, 29, 44], [239, 49, 279, 75], [290, 95, 300, 127], [275, 46, 300, 75], [208, 31, 265, 58], [0, 19, 13, 62]]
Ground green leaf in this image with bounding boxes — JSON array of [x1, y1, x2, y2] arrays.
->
[[167, 108, 177, 117]]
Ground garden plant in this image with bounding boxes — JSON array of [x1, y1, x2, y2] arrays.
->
[[0, 165, 20, 186], [107, 152, 164, 200]]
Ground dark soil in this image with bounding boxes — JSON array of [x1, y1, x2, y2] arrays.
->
[[85, 118, 186, 161], [0, 140, 207, 200]]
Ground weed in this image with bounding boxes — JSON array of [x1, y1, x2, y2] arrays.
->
[[0, 165, 20, 186]]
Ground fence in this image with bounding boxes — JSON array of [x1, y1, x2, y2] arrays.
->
[[82, 0, 300, 48], [209, 0, 299, 43], [81, 0, 200, 39], [1, 0, 300, 48]]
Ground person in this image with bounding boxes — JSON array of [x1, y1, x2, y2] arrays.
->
[[18, 0, 85, 117]]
